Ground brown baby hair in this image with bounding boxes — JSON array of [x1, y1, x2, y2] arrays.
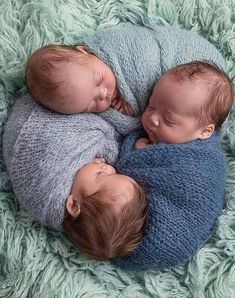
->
[[26, 44, 92, 107], [63, 181, 147, 261], [169, 61, 234, 130]]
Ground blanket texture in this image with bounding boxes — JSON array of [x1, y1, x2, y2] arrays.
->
[[80, 24, 227, 135], [0, 0, 235, 297], [3, 94, 120, 231], [114, 130, 226, 270]]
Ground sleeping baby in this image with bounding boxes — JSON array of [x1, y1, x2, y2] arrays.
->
[[114, 61, 233, 269], [3, 94, 147, 261]]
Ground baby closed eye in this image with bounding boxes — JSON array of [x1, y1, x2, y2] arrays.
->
[[164, 118, 175, 126], [96, 72, 103, 86]]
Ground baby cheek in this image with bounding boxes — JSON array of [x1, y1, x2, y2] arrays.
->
[[163, 128, 178, 143], [95, 97, 112, 112], [141, 111, 149, 127], [87, 100, 96, 112], [107, 70, 116, 85]]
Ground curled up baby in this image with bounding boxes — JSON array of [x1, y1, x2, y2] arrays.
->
[[113, 61, 234, 269], [3, 93, 146, 261], [26, 44, 133, 116]]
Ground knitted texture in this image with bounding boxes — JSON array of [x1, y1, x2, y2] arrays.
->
[[1, 1, 235, 297], [3, 94, 121, 231], [80, 24, 227, 135], [114, 130, 226, 270]]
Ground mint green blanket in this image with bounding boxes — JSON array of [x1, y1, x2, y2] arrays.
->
[[0, 1, 234, 297]]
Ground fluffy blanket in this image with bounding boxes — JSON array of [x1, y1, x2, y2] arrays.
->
[[114, 130, 226, 270], [80, 23, 226, 135], [0, 0, 235, 297]]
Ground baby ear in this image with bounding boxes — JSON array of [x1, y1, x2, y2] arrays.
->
[[75, 45, 90, 55], [66, 195, 81, 218], [199, 123, 215, 140]]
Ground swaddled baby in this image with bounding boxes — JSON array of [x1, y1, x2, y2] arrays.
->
[[114, 61, 234, 269], [25, 23, 227, 134], [3, 94, 147, 261]]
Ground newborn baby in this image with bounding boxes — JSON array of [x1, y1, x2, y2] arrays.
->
[[3, 94, 147, 261], [114, 61, 233, 269], [25, 24, 227, 134]]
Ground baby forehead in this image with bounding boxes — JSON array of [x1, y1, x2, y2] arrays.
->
[[104, 173, 137, 189], [152, 73, 209, 99], [100, 175, 138, 209], [101, 174, 138, 199], [155, 70, 213, 89], [148, 76, 211, 115]]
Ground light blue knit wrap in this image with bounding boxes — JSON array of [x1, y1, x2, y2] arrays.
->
[[80, 24, 227, 135], [3, 94, 121, 231]]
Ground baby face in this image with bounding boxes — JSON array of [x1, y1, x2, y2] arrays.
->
[[142, 73, 209, 144], [71, 158, 136, 214], [53, 48, 117, 114]]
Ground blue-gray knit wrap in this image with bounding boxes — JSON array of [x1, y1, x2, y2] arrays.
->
[[80, 24, 227, 135], [114, 129, 226, 270], [3, 94, 121, 231]]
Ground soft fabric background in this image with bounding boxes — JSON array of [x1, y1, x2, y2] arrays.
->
[[0, 0, 234, 297]]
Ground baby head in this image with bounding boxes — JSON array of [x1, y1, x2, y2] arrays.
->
[[26, 45, 117, 113], [142, 61, 233, 144], [63, 158, 147, 260]]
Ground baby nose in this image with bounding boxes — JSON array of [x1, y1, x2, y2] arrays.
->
[[100, 87, 108, 100], [153, 119, 160, 126], [150, 115, 160, 127]]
